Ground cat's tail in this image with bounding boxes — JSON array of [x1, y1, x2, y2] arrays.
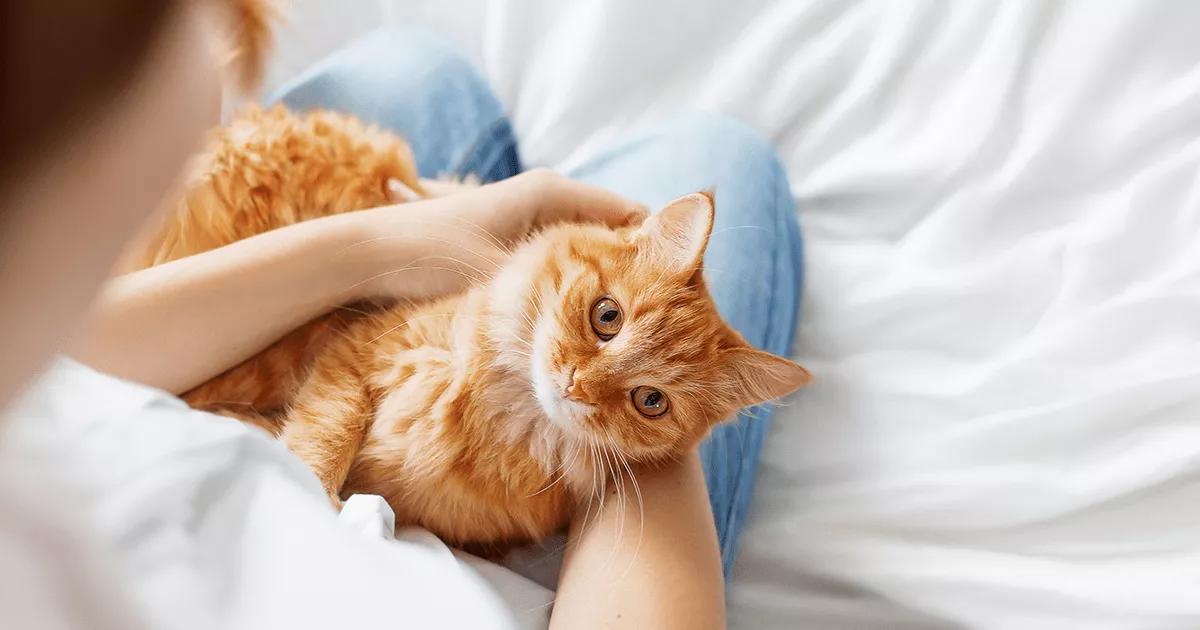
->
[[215, 0, 280, 93]]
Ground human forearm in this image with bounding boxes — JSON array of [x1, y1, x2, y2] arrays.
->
[[551, 451, 726, 630], [70, 184, 516, 394], [70, 209, 381, 393]]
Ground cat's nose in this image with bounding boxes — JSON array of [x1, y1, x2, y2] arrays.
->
[[564, 368, 587, 402]]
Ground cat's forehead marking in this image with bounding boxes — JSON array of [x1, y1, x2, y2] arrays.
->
[[566, 239, 611, 271], [598, 318, 706, 389]]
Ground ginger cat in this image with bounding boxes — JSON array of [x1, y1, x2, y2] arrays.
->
[[136, 106, 810, 547]]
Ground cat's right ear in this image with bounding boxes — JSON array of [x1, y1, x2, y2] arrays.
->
[[634, 193, 715, 275], [718, 347, 811, 409]]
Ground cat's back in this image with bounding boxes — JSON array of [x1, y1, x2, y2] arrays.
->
[[132, 105, 421, 268]]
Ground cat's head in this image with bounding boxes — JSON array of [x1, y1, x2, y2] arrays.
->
[[493, 192, 810, 464]]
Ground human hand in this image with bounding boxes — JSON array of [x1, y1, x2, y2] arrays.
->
[[346, 169, 646, 301], [391, 168, 648, 242], [481, 167, 649, 238]]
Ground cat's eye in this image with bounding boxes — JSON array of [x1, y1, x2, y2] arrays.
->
[[631, 386, 669, 418], [590, 297, 623, 340]]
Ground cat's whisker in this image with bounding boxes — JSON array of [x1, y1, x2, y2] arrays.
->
[[359, 312, 455, 346], [520, 598, 558, 615], [404, 225, 511, 266], [605, 443, 624, 527], [528, 439, 579, 497], [527, 467, 566, 497], [481, 330, 534, 351], [579, 437, 601, 535], [523, 301, 545, 338], [578, 440, 593, 528], [649, 257, 676, 290], [707, 224, 772, 239], [478, 334, 534, 362], [347, 215, 511, 252], [601, 442, 626, 568], [612, 443, 645, 581], [332, 228, 508, 271], [424, 254, 501, 285], [598, 441, 611, 517], [527, 281, 547, 309], [558, 438, 580, 479], [509, 308, 538, 337], [607, 440, 630, 559], [332, 304, 374, 316], [589, 438, 606, 532], [344, 257, 492, 297], [444, 215, 515, 258], [695, 265, 737, 280], [399, 212, 515, 258], [343, 259, 426, 292]]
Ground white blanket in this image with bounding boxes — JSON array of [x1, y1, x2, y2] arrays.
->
[[265, 1, 1200, 627]]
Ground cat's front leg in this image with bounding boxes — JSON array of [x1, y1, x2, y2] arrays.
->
[[278, 362, 374, 510]]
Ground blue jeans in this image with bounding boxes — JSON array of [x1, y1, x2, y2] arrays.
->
[[272, 28, 803, 578]]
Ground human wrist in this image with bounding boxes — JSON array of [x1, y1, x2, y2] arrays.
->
[[329, 202, 505, 304], [484, 168, 558, 226], [319, 208, 395, 304]]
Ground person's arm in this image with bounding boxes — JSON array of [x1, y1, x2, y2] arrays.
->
[[550, 450, 726, 630], [70, 170, 644, 394]]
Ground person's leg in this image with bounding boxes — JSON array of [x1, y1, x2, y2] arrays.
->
[[267, 27, 520, 183], [570, 112, 803, 577]]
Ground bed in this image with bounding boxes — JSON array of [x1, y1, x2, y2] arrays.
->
[[82, 1, 1200, 628]]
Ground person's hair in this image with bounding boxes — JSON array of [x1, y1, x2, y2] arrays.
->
[[0, 1, 179, 185]]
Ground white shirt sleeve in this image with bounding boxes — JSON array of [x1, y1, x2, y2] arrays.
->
[[0, 359, 553, 630]]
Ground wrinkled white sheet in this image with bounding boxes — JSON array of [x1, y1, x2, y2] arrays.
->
[[277, 1, 1200, 627]]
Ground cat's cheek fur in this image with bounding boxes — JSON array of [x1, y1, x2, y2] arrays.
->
[[530, 315, 594, 432]]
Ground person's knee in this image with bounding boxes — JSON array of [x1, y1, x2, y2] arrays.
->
[[274, 27, 495, 123], [663, 111, 792, 220], [670, 111, 779, 166], [273, 27, 514, 179], [321, 27, 488, 103]]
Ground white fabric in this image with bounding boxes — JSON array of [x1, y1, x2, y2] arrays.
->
[[264, 1, 1200, 627], [3, 359, 552, 630]]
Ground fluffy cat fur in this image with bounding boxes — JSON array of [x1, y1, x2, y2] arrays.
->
[[136, 104, 810, 547]]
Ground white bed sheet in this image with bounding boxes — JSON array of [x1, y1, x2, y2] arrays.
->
[[260, 1, 1200, 627]]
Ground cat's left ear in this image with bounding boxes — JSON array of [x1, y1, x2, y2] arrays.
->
[[718, 347, 811, 409], [634, 192, 715, 275]]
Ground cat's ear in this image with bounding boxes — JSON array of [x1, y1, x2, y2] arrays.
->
[[634, 192, 715, 275], [718, 347, 811, 409]]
